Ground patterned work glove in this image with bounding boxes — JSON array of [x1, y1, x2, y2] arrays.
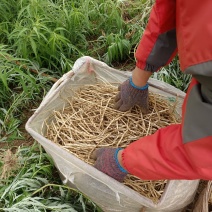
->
[[114, 77, 149, 113], [91, 148, 128, 182]]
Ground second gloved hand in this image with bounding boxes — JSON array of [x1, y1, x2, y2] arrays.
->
[[91, 148, 128, 182], [114, 77, 149, 112]]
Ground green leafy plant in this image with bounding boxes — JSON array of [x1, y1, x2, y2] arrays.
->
[[0, 144, 102, 211], [97, 32, 131, 64], [1, 0, 154, 74], [152, 57, 192, 92], [0, 45, 49, 142], [0, 0, 18, 42], [7, 0, 87, 74]]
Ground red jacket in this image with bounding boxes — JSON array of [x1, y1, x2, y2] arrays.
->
[[122, 0, 212, 180]]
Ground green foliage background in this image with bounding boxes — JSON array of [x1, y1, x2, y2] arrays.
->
[[0, 0, 152, 74]]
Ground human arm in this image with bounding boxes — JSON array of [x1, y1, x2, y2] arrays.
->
[[131, 67, 152, 87], [122, 77, 212, 180], [93, 0, 180, 180], [94, 78, 212, 181], [114, 0, 177, 112], [135, 0, 177, 72]]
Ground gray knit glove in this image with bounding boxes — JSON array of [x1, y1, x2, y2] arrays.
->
[[114, 77, 149, 112], [91, 148, 128, 182]]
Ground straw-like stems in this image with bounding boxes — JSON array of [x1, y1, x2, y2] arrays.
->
[[45, 84, 180, 203], [0, 149, 19, 180], [124, 175, 167, 201]]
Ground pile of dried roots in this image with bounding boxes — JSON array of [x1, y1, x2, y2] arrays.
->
[[45, 84, 180, 202]]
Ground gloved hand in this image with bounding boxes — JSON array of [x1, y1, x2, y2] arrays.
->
[[114, 77, 149, 113], [91, 148, 128, 182]]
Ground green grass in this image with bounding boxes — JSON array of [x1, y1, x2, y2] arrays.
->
[[0, 0, 191, 211], [152, 57, 192, 92], [0, 0, 153, 74], [0, 144, 101, 212], [0, 45, 50, 142]]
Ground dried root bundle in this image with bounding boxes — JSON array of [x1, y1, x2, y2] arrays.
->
[[45, 84, 180, 203], [0, 149, 19, 180]]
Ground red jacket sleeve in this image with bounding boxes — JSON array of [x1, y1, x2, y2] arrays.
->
[[122, 79, 212, 180], [122, 124, 196, 180], [122, 124, 212, 180], [135, 0, 177, 72]]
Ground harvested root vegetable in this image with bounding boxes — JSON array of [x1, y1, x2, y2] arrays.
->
[[45, 84, 180, 203]]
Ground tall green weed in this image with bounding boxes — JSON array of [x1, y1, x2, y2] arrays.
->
[[1, 0, 153, 74], [152, 57, 192, 92], [0, 144, 101, 211], [0, 45, 49, 142], [0, 0, 18, 42]]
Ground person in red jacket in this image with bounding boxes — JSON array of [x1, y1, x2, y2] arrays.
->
[[91, 0, 212, 182]]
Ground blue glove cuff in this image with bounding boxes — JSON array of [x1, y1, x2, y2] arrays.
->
[[129, 77, 148, 90], [114, 148, 128, 173]]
